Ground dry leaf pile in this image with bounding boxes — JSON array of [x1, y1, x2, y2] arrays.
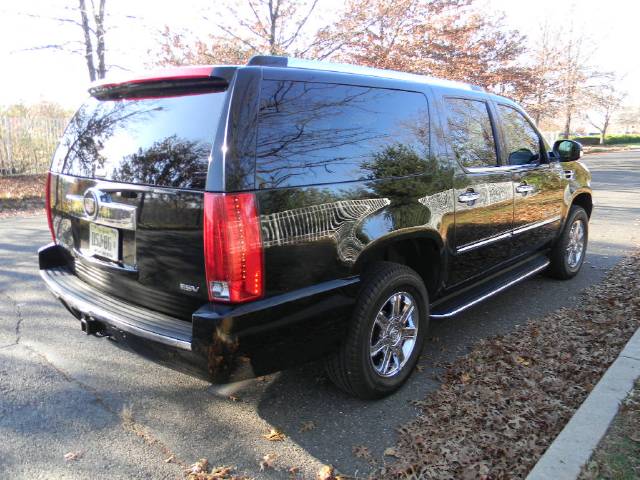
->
[[383, 251, 640, 479], [0, 174, 46, 217]]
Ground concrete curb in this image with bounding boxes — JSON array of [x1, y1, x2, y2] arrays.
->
[[526, 326, 640, 480]]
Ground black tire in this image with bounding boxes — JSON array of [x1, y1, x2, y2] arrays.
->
[[547, 206, 589, 279], [325, 262, 429, 399]]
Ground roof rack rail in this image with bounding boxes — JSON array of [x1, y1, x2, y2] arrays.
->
[[247, 55, 483, 92]]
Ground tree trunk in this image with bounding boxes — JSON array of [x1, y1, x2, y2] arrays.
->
[[78, 0, 96, 81], [268, 0, 279, 55], [600, 117, 609, 145], [95, 0, 106, 79], [563, 108, 572, 139]]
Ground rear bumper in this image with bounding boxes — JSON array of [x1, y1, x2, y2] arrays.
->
[[38, 243, 359, 382]]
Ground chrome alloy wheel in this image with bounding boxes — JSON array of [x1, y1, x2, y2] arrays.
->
[[566, 219, 586, 269], [369, 291, 418, 378]]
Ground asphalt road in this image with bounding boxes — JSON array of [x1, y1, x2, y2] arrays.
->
[[1, 152, 639, 479]]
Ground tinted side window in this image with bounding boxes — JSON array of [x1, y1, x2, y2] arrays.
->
[[256, 80, 430, 188], [445, 98, 497, 169], [498, 104, 541, 165]]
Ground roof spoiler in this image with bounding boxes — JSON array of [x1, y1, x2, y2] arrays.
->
[[89, 65, 238, 100]]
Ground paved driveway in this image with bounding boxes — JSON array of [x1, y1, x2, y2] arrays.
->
[[1, 152, 639, 479]]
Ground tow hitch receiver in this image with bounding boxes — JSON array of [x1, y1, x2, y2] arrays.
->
[[80, 316, 103, 335]]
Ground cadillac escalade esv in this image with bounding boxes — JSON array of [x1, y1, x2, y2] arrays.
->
[[39, 56, 592, 399]]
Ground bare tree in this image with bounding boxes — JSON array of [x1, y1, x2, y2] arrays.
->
[[213, 0, 320, 55], [585, 85, 626, 144], [615, 105, 640, 134], [519, 23, 564, 126], [152, 0, 322, 66], [77, 0, 107, 81], [550, 20, 613, 139], [17, 1, 114, 81]]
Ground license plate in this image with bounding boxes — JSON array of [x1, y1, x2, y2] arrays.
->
[[89, 223, 119, 261]]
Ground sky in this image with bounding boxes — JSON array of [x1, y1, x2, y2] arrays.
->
[[0, 0, 639, 110]]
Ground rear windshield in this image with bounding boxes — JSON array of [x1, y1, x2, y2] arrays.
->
[[51, 91, 227, 189]]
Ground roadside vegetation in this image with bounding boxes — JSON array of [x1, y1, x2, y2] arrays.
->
[[0, 174, 46, 218], [573, 134, 640, 146], [380, 251, 640, 479], [580, 380, 640, 480], [584, 144, 640, 154]]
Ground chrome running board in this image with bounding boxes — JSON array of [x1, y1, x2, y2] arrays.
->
[[430, 256, 550, 319]]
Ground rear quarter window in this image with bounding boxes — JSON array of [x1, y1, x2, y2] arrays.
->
[[51, 92, 227, 189], [444, 98, 498, 169], [255, 80, 430, 188]]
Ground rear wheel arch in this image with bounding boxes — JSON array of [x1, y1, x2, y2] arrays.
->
[[354, 234, 444, 299]]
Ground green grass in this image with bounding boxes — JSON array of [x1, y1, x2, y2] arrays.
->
[[581, 380, 640, 479]]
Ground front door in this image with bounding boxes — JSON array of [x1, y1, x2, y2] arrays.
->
[[495, 104, 565, 256], [443, 97, 514, 286]]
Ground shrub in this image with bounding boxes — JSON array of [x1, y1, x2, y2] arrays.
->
[[570, 134, 640, 146]]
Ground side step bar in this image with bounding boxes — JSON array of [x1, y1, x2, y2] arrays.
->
[[430, 255, 550, 319]]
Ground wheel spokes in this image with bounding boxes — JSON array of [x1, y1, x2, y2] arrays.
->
[[370, 338, 387, 357], [369, 291, 419, 377], [374, 311, 390, 330], [399, 304, 414, 326], [380, 347, 393, 374], [401, 326, 417, 340], [391, 293, 403, 317]]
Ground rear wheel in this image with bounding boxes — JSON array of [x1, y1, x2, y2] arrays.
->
[[547, 206, 589, 279], [325, 262, 428, 399]]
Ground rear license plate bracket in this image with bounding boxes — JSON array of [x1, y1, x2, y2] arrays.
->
[[88, 223, 119, 261]]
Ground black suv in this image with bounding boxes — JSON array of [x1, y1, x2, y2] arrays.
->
[[39, 56, 592, 399]]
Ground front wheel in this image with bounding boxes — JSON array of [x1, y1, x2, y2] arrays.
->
[[547, 206, 589, 279], [325, 262, 428, 399]]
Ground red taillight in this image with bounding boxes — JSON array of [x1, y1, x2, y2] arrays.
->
[[45, 172, 56, 242], [203, 192, 264, 303]]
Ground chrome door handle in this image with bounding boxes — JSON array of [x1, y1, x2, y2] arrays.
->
[[516, 184, 535, 194], [458, 191, 480, 203]]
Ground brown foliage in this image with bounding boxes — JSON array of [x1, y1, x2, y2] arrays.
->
[[151, 27, 253, 67], [314, 0, 528, 92], [382, 251, 640, 479]]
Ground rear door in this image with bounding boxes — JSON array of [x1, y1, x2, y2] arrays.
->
[[444, 97, 514, 286], [495, 103, 565, 257], [49, 82, 229, 319]]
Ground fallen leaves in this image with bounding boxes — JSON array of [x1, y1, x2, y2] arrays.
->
[[352, 445, 371, 459], [262, 428, 285, 441], [380, 250, 640, 479], [185, 459, 209, 476], [0, 175, 46, 218], [63, 451, 82, 462], [259, 453, 276, 471], [300, 421, 316, 432], [184, 459, 248, 479], [0, 175, 46, 201], [383, 447, 399, 458], [317, 465, 336, 480]]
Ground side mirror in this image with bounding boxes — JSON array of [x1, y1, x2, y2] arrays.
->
[[552, 139, 583, 162]]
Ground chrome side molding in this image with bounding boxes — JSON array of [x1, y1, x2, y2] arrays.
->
[[457, 216, 561, 253]]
